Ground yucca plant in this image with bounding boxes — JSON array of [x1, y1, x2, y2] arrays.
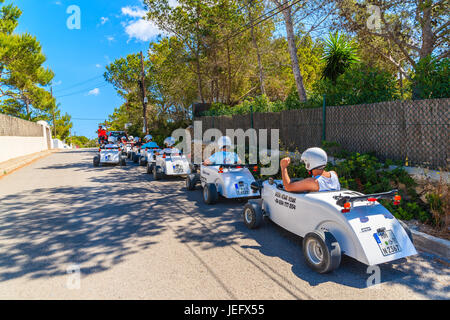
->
[[322, 32, 360, 84]]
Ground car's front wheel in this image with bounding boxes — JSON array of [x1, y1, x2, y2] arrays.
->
[[203, 183, 218, 205], [302, 230, 341, 274], [147, 163, 153, 174], [243, 202, 263, 229], [93, 156, 100, 167]]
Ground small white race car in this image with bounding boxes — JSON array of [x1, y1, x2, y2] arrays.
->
[[186, 164, 261, 205], [243, 178, 417, 273], [131, 145, 144, 165], [93, 144, 127, 167], [123, 142, 133, 158], [142, 142, 162, 174], [152, 147, 191, 180]]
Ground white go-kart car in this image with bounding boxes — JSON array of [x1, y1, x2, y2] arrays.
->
[[143, 142, 162, 174], [186, 164, 261, 205], [93, 144, 126, 167], [151, 148, 191, 180], [243, 179, 417, 273]]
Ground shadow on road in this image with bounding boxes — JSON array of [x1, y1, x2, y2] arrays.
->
[[0, 155, 166, 282], [0, 149, 448, 299], [155, 180, 449, 299]]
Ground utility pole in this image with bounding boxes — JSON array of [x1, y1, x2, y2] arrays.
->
[[139, 51, 149, 135], [51, 86, 56, 137]]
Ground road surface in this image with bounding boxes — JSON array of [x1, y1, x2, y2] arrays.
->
[[0, 149, 448, 299]]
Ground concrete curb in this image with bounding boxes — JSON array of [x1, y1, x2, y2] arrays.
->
[[0, 149, 56, 178], [410, 228, 450, 260]]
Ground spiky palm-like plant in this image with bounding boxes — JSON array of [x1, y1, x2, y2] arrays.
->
[[322, 32, 360, 84]]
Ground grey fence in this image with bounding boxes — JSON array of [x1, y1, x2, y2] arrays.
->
[[195, 98, 449, 169]]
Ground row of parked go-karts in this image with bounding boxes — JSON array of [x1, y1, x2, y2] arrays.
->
[[93, 134, 417, 274]]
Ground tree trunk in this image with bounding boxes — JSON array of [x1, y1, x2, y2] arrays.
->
[[280, 2, 307, 102], [248, 1, 265, 95], [195, 4, 205, 103]]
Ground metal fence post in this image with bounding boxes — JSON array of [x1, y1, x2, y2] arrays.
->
[[322, 94, 326, 142]]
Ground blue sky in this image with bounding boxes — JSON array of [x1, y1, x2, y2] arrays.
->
[[14, 0, 166, 139]]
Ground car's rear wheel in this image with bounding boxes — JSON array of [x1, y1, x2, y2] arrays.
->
[[153, 166, 161, 180], [302, 231, 341, 274], [93, 156, 100, 167], [203, 183, 218, 205], [133, 153, 139, 163], [147, 163, 153, 174], [120, 157, 126, 166], [243, 202, 263, 229], [139, 156, 146, 166], [398, 220, 414, 244], [186, 174, 197, 190]]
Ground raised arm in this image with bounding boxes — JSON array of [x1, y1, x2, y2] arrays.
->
[[280, 157, 319, 193]]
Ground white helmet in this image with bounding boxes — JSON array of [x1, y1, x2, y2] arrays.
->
[[301, 147, 328, 171], [128, 135, 134, 141], [164, 137, 176, 147], [144, 134, 153, 142], [217, 136, 232, 149]]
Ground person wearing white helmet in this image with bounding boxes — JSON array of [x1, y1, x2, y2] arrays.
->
[[144, 134, 153, 142], [203, 136, 241, 165], [280, 147, 340, 192]]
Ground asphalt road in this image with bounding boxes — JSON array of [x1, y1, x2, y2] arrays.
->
[[0, 149, 448, 299]]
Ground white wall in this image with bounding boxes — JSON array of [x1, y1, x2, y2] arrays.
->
[[0, 118, 52, 163], [0, 136, 49, 163]]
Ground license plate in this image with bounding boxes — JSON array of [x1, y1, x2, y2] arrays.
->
[[374, 230, 402, 256], [173, 165, 184, 173], [236, 183, 249, 195]]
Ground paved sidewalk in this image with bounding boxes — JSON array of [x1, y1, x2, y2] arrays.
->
[[0, 149, 57, 178]]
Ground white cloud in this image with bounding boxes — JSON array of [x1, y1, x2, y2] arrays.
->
[[54, 1, 62, 5], [100, 17, 109, 25], [106, 36, 115, 42], [95, 64, 102, 68], [53, 80, 62, 86], [88, 88, 100, 96], [121, 6, 146, 18], [124, 19, 162, 42]]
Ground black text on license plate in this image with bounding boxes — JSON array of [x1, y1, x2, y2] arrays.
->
[[373, 230, 401, 256]]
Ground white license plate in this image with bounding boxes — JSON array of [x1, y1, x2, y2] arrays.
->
[[374, 230, 402, 256], [236, 184, 249, 195], [173, 165, 184, 173]]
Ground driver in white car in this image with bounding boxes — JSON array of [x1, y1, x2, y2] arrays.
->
[[280, 147, 340, 193], [203, 136, 242, 166]]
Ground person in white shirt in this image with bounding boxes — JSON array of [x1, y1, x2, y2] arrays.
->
[[280, 147, 340, 193]]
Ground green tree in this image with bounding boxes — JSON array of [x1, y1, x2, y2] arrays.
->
[[0, 0, 55, 120], [321, 32, 359, 84]]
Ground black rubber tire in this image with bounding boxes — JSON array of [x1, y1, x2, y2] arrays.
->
[[243, 202, 263, 229], [133, 153, 139, 163], [186, 174, 196, 190], [120, 157, 126, 166], [139, 156, 147, 166], [153, 166, 161, 180], [147, 163, 153, 174], [302, 230, 341, 274], [203, 183, 218, 205], [93, 156, 100, 167], [398, 220, 414, 244]]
